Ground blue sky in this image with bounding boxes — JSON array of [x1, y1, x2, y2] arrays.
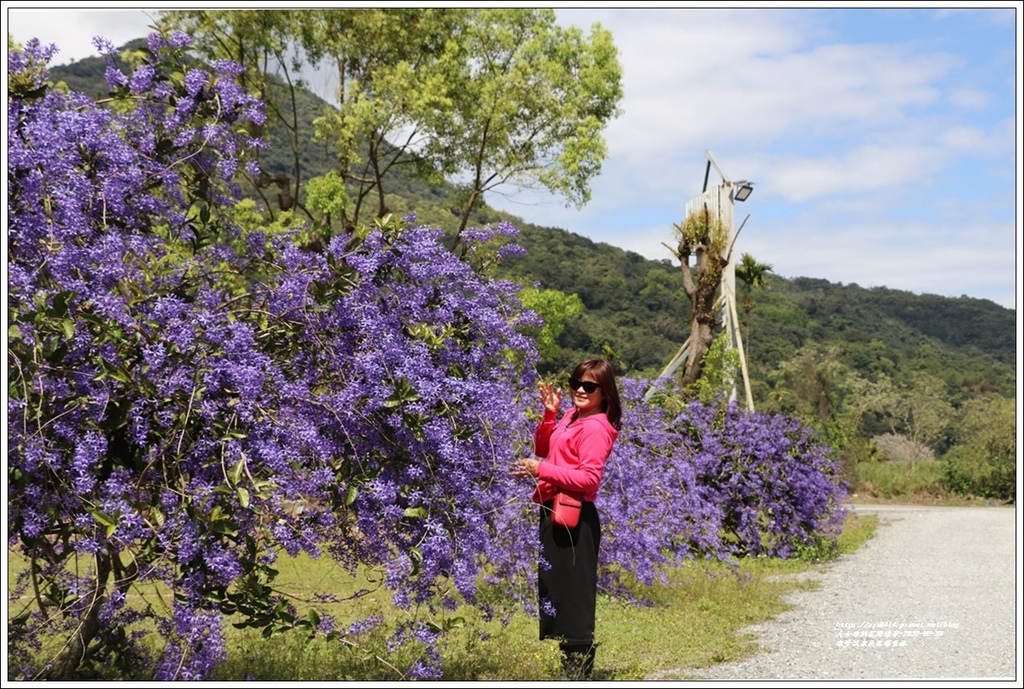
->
[[6, 4, 1020, 309]]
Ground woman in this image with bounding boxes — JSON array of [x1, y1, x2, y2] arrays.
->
[[511, 359, 622, 680]]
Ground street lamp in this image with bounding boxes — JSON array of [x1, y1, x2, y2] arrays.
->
[[704, 151, 755, 202], [731, 181, 754, 203]]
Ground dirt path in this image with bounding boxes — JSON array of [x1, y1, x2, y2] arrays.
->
[[664, 503, 1019, 682]]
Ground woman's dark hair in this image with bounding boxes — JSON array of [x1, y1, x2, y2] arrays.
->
[[572, 359, 622, 430]]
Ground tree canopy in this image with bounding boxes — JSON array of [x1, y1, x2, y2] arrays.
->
[[160, 8, 624, 242]]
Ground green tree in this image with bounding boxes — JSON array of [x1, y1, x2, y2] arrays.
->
[[735, 251, 772, 314], [161, 9, 470, 235], [859, 371, 953, 466], [435, 8, 624, 242], [295, 8, 468, 231], [639, 266, 682, 312], [941, 395, 1016, 501], [518, 286, 585, 362], [733, 252, 772, 383], [765, 343, 865, 451], [163, 9, 623, 248]]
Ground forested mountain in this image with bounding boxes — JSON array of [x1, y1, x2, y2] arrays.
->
[[496, 223, 1015, 398], [46, 47, 1016, 406]]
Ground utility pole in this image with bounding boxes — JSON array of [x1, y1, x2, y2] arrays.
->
[[645, 151, 754, 411], [706, 151, 755, 412]]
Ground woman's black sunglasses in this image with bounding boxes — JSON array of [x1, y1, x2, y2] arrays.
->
[[568, 378, 601, 393]]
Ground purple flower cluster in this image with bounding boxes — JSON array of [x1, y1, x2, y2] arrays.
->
[[155, 603, 227, 681], [602, 381, 849, 590]]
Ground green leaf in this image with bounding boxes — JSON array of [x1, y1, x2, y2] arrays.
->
[[211, 518, 239, 535], [90, 509, 118, 537], [91, 510, 116, 528], [403, 506, 428, 519], [108, 368, 132, 384], [229, 457, 245, 486], [383, 378, 420, 408], [8, 610, 31, 626], [47, 291, 74, 318]]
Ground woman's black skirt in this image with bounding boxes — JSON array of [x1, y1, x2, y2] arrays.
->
[[538, 499, 601, 645]]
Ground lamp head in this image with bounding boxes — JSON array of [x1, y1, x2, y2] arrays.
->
[[732, 181, 754, 203]]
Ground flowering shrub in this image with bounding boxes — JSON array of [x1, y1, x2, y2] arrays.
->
[[7, 34, 848, 681], [7, 35, 539, 680], [597, 380, 849, 596], [9, 35, 272, 680]]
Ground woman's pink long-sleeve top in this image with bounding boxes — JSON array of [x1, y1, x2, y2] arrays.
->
[[531, 407, 618, 504]]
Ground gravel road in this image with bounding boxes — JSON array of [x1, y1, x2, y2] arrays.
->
[[654, 503, 1019, 683]]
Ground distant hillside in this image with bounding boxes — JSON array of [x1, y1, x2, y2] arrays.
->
[[495, 223, 1015, 401], [45, 48, 1016, 404]]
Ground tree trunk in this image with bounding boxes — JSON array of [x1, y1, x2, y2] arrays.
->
[[678, 235, 726, 389], [44, 552, 112, 679], [42, 546, 140, 679], [681, 308, 716, 387]]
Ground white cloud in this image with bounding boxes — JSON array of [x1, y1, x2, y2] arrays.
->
[[937, 122, 1011, 156], [948, 87, 991, 110], [767, 145, 950, 203], [585, 11, 958, 166], [7, 8, 158, 65]]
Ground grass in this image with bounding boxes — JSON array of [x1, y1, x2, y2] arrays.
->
[[849, 460, 1009, 506], [213, 506, 880, 681], [8, 507, 880, 681], [854, 459, 948, 501]]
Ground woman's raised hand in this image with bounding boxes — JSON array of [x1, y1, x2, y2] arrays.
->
[[510, 457, 539, 479], [538, 381, 562, 414]]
